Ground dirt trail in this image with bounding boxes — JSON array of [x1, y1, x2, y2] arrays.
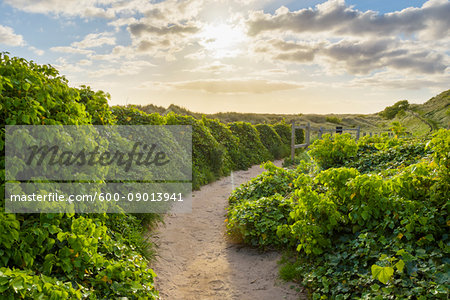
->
[[150, 161, 305, 300]]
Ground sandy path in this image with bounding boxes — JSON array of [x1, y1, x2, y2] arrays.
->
[[150, 161, 305, 300]]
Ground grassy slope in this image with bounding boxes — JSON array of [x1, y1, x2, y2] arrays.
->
[[134, 89, 450, 135]]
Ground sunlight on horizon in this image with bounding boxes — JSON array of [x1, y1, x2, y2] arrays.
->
[[198, 22, 248, 58]]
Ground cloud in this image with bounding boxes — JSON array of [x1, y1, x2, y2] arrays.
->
[[129, 22, 199, 37], [322, 39, 447, 74], [78, 59, 92, 66], [169, 78, 302, 94], [117, 0, 206, 60], [349, 71, 450, 90], [184, 61, 236, 74], [0, 25, 25, 46], [254, 39, 319, 62], [28, 46, 44, 55], [3, 0, 116, 18], [50, 46, 94, 55], [247, 0, 450, 39], [71, 32, 116, 49], [252, 37, 448, 75]]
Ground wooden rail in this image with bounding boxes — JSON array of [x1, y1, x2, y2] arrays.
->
[[290, 121, 362, 162]]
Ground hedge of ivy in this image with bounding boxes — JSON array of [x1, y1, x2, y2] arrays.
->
[[228, 121, 273, 169], [255, 124, 286, 159], [1, 53, 294, 298], [164, 113, 231, 189], [201, 117, 239, 171], [227, 131, 449, 299], [0, 53, 159, 299]]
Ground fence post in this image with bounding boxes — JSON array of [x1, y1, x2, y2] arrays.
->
[[306, 122, 311, 146], [291, 120, 296, 162], [356, 126, 360, 140], [318, 127, 323, 139]]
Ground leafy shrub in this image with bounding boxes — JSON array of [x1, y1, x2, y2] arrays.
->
[[228, 162, 296, 206], [255, 124, 286, 159], [228, 130, 449, 298], [326, 115, 342, 124], [111, 105, 165, 125], [1, 54, 159, 299], [165, 113, 230, 188], [228, 121, 272, 169], [227, 195, 293, 248], [308, 133, 358, 169], [78, 85, 116, 125], [282, 150, 311, 167], [272, 121, 304, 145], [201, 117, 238, 171], [348, 140, 430, 173], [380, 100, 409, 119], [389, 121, 407, 137], [0, 53, 91, 126]]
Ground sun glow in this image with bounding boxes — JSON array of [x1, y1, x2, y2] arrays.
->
[[199, 23, 247, 58]]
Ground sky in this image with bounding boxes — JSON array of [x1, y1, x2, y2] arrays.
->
[[1, 0, 449, 114]]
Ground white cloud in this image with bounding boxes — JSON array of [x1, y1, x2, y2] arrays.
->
[[0, 25, 25, 46], [50, 46, 94, 55], [71, 32, 116, 49], [78, 59, 92, 66], [247, 0, 450, 76], [247, 0, 450, 39], [169, 78, 302, 94], [349, 71, 450, 90], [28, 46, 44, 55], [3, 0, 116, 18]]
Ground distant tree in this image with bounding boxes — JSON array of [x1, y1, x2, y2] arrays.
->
[[380, 100, 410, 119]]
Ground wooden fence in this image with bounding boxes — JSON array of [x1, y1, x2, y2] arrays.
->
[[291, 121, 363, 161], [290, 121, 412, 161]]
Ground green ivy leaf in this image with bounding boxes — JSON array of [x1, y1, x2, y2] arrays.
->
[[23, 82, 31, 91], [395, 259, 405, 273], [371, 264, 394, 284]]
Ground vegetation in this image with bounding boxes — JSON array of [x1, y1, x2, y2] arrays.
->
[[228, 121, 273, 169], [0, 53, 159, 299], [326, 115, 342, 124], [0, 53, 294, 298], [2, 52, 449, 299], [227, 130, 449, 299], [135, 91, 449, 138], [380, 100, 410, 120], [255, 124, 286, 159]]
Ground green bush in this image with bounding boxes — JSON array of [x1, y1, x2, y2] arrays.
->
[[255, 124, 286, 159], [228, 121, 272, 169], [282, 150, 311, 167], [227, 195, 293, 248], [272, 121, 304, 146], [0, 53, 91, 126], [308, 133, 358, 169], [228, 162, 296, 206], [165, 113, 230, 188], [326, 115, 342, 124], [0, 54, 158, 299], [380, 100, 409, 119], [348, 140, 430, 173], [111, 105, 165, 125], [227, 130, 449, 298], [201, 117, 238, 171]]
